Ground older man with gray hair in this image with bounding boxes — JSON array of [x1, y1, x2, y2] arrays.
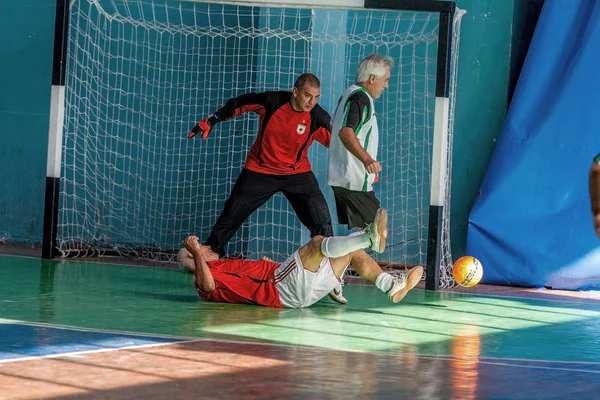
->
[[326, 53, 393, 304]]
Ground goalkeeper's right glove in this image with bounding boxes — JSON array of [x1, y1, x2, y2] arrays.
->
[[188, 114, 219, 140]]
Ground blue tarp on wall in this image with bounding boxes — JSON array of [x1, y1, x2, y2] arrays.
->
[[466, 0, 600, 290]]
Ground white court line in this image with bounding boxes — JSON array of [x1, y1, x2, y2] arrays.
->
[[0, 319, 196, 341], [0, 319, 199, 365], [443, 288, 600, 306], [0, 340, 199, 365], [3, 321, 600, 373], [3, 338, 598, 375], [460, 360, 600, 374]]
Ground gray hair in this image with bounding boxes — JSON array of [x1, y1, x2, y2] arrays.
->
[[355, 53, 394, 84], [177, 247, 194, 274]]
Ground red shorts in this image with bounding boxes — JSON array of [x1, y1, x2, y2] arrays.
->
[[195, 259, 283, 308]]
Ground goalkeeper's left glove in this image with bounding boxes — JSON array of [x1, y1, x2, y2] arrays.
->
[[188, 114, 219, 139]]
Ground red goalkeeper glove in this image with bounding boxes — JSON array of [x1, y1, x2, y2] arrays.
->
[[188, 114, 219, 139]]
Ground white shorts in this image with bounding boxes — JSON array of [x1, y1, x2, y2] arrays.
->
[[275, 250, 341, 308]]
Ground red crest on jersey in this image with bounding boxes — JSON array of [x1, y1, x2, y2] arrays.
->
[[297, 122, 306, 135]]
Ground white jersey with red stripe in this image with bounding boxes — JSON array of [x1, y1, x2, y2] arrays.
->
[[274, 250, 341, 308]]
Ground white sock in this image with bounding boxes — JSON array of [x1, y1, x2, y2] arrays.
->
[[321, 234, 370, 258], [375, 272, 394, 293]]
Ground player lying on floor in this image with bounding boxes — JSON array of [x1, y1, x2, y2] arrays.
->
[[178, 208, 423, 308]]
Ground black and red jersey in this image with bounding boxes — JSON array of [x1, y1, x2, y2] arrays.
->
[[214, 91, 332, 175]]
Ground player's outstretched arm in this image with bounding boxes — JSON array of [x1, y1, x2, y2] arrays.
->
[[183, 236, 216, 292], [188, 114, 219, 140], [188, 92, 269, 140], [589, 156, 600, 237]]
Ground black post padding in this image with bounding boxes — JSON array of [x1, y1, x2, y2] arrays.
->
[[435, 10, 453, 98], [364, 0, 455, 13], [52, 0, 70, 86], [42, 177, 60, 259], [426, 205, 443, 290]]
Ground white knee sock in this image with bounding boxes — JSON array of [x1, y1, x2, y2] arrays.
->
[[375, 272, 394, 293], [321, 234, 370, 258]]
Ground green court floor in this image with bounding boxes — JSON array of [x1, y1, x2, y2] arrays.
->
[[2, 254, 600, 363]]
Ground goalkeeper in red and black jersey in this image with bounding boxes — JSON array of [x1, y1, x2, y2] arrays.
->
[[189, 73, 334, 261]]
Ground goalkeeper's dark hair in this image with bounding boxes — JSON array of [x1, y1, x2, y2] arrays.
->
[[294, 73, 321, 90]]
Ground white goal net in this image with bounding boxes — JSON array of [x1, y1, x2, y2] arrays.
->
[[58, 0, 464, 287]]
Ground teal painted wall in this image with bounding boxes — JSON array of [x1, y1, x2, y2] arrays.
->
[[450, 0, 515, 259], [0, 0, 518, 265], [0, 0, 54, 243]]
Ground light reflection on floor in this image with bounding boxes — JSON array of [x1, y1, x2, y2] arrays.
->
[[1, 254, 600, 399]]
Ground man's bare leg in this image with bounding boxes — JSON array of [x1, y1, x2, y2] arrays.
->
[[296, 236, 352, 305], [298, 207, 388, 274], [298, 233, 422, 304], [297, 235, 338, 273], [330, 249, 424, 303], [321, 208, 388, 259], [330, 248, 381, 281], [323, 207, 388, 304]]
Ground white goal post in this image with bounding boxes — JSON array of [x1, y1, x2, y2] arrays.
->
[[42, 0, 465, 289]]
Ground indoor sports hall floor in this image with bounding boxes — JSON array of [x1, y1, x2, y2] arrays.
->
[[1, 254, 600, 399]]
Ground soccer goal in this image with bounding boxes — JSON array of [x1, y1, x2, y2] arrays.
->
[[42, 0, 465, 289]]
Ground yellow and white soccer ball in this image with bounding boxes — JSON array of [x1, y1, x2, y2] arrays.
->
[[452, 256, 483, 288]]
